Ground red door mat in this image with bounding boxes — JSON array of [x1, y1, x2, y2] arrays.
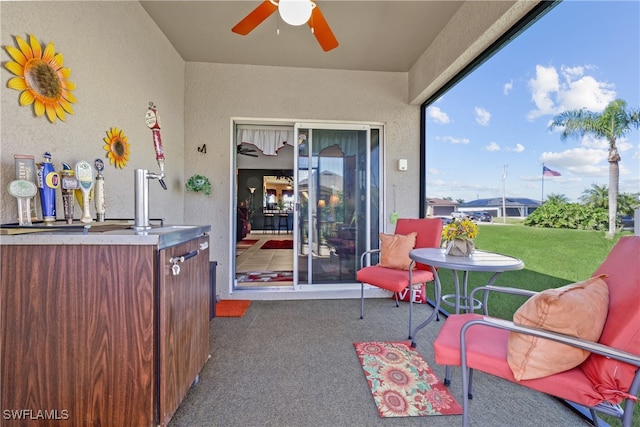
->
[[260, 240, 293, 250], [215, 300, 251, 317]]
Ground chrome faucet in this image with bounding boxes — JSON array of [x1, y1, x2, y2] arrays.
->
[[133, 168, 166, 230]]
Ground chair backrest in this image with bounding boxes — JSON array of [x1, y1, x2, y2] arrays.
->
[[394, 218, 443, 270], [580, 236, 640, 403]]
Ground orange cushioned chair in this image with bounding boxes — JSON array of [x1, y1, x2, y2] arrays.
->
[[433, 235, 640, 427], [357, 218, 443, 339]]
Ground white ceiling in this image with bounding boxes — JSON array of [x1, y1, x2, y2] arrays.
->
[[140, 1, 465, 72]]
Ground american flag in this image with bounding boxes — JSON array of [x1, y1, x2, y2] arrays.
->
[[543, 166, 561, 177]]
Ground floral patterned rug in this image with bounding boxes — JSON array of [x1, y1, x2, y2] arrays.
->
[[236, 271, 294, 283], [354, 341, 463, 417]]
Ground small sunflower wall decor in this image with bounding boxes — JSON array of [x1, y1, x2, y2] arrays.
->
[[4, 34, 77, 123], [103, 127, 130, 169]]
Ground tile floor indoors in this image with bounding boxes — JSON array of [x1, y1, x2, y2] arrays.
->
[[235, 231, 293, 286]]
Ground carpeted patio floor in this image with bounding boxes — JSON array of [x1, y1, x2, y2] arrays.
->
[[167, 299, 589, 427]]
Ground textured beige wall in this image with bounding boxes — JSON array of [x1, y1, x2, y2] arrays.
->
[[1, 1, 185, 225], [184, 63, 420, 297], [0, 1, 422, 301]]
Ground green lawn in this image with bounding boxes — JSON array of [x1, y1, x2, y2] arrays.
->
[[425, 224, 636, 426]]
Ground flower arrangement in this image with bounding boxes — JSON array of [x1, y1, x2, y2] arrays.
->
[[442, 218, 478, 242], [441, 218, 478, 256], [186, 174, 211, 196]]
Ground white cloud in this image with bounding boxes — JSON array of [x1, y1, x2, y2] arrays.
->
[[485, 142, 500, 151], [503, 80, 513, 95], [437, 136, 470, 145], [428, 167, 442, 175], [540, 147, 608, 175], [561, 65, 585, 80], [508, 143, 525, 153], [526, 64, 616, 120], [475, 107, 491, 126], [579, 135, 633, 153], [527, 65, 560, 119], [617, 140, 634, 153], [579, 134, 608, 150], [426, 106, 450, 124], [557, 75, 616, 111]]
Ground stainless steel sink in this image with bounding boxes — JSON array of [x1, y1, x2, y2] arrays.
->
[[149, 225, 197, 232]]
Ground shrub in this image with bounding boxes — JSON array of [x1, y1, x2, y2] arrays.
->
[[524, 202, 609, 230]]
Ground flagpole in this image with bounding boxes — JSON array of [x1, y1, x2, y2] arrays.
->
[[541, 163, 545, 203], [502, 165, 507, 224]]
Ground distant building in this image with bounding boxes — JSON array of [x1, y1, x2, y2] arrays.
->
[[426, 198, 459, 217], [460, 197, 540, 218]]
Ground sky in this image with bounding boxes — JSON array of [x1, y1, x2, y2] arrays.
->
[[425, 0, 640, 203]]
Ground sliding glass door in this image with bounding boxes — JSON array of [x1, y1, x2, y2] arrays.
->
[[294, 123, 380, 286]]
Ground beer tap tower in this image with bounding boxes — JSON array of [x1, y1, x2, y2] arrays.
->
[[133, 102, 167, 230]]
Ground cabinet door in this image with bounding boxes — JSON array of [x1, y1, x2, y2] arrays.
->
[[158, 236, 210, 426], [1, 244, 156, 427]]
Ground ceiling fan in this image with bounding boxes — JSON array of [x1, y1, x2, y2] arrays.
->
[[237, 145, 259, 157], [232, 0, 339, 52]]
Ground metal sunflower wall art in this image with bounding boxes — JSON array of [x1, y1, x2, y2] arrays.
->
[[4, 34, 77, 123], [103, 127, 130, 169]]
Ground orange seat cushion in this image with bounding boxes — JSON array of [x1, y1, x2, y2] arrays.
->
[[378, 232, 417, 270], [357, 266, 433, 293], [507, 275, 609, 381], [434, 314, 608, 407]]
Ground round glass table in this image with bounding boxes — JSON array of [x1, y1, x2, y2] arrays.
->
[[409, 248, 524, 344]]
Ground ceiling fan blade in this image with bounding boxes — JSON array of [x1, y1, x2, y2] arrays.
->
[[232, 1, 278, 35], [308, 5, 338, 52]]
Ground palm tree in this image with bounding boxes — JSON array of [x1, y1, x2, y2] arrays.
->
[[617, 192, 640, 216], [579, 184, 609, 209], [549, 99, 640, 237], [545, 193, 569, 205]]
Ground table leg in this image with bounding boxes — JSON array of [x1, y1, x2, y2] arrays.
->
[[462, 270, 473, 313], [411, 265, 442, 347]]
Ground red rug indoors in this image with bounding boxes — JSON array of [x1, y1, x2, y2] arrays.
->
[[237, 239, 259, 248], [354, 341, 462, 418], [260, 239, 293, 250], [215, 300, 251, 317], [236, 239, 259, 256]]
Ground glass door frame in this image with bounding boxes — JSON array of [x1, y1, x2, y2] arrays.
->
[[292, 122, 372, 289], [230, 119, 384, 293]]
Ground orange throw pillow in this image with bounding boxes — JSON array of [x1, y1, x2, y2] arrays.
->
[[378, 232, 417, 270], [507, 275, 609, 381]]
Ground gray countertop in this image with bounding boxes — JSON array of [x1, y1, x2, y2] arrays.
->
[[0, 221, 211, 250]]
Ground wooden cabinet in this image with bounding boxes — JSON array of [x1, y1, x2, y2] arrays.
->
[[158, 236, 210, 426], [1, 235, 210, 426]]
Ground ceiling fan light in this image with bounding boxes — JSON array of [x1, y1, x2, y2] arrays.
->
[[278, 0, 313, 26]]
